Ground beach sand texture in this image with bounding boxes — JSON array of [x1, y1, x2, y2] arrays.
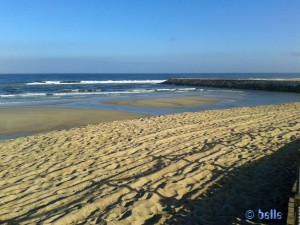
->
[[0, 103, 299, 224]]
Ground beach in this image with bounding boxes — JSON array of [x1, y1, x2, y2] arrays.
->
[[104, 96, 219, 108], [0, 108, 148, 136], [0, 103, 299, 224]]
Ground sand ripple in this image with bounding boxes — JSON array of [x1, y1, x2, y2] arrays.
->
[[0, 103, 299, 224]]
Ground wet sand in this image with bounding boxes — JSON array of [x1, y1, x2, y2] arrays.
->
[[104, 96, 218, 108], [0, 103, 299, 224], [0, 108, 148, 136]]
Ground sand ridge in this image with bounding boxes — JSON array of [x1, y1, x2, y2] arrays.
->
[[0, 103, 300, 224]]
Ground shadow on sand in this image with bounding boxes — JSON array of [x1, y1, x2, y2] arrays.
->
[[161, 139, 300, 225], [2, 139, 299, 225]]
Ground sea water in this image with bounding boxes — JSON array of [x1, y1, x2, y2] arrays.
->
[[0, 73, 300, 115]]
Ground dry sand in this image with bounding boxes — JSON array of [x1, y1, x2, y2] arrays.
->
[[0, 103, 299, 224], [104, 96, 218, 108], [0, 108, 148, 136]]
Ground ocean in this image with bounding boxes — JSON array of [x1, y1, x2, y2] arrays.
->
[[0, 73, 300, 115]]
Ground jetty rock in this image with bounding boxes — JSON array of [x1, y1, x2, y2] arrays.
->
[[163, 78, 300, 93]]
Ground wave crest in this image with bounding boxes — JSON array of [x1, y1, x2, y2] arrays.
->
[[26, 80, 166, 85]]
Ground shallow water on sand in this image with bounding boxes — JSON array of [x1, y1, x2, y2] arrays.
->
[[0, 73, 300, 115]]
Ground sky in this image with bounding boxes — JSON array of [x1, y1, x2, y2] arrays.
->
[[0, 0, 299, 73]]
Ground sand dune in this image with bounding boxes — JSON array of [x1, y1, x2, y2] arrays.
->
[[0, 103, 299, 224]]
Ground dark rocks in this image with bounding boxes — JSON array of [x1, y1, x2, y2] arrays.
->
[[163, 78, 300, 93]]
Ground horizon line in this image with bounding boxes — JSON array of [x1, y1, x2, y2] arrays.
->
[[1, 72, 300, 75]]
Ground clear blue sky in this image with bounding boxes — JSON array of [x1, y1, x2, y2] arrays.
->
[[0, 0, 299, 73]]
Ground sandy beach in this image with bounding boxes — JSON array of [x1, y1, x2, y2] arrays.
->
[[0, 103, 299, 224], [0, 108, 148, 136], [104, 96, 218, 108]]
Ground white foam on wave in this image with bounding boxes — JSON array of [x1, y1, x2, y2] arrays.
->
[[0, 87, 201, 98], [26, 80, 166, 85], [0, 101, 24, 104], [130, 89, 155, 93], [27, 81, 62, 85], [177, 88, 197, 91], [154, 88, 177, 92], [0, 93, 47, 98], [155, 88, 198, 92], [53, 92, 105, 96], [0, 91, 145, 98], [207, 89, 244, 93], [59, 89, 102, 93]]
